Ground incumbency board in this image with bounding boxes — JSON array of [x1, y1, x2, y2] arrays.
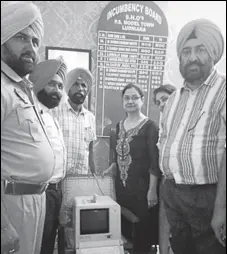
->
[[96, 1, 168, 136]]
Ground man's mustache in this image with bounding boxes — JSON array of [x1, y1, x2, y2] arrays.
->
[[185, 60, 203, 69], [50, 92, 62, 100], [20, 51, 36, 62], [74, 92, 85, 98]]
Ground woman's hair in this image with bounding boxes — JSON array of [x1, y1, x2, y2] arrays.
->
[[122, 83, 144, 97], [153, 83, 176, 104]]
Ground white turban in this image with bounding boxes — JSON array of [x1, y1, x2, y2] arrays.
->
[[65, 67, 93, 94], [1, 2, 44, 45], [177, 19, 224, 64]]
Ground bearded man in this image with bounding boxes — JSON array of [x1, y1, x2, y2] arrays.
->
[[52, 68, 96, 237], [1, 2, 56, 254], [158, 19, 226, 254], [29, 58, 67, 254]]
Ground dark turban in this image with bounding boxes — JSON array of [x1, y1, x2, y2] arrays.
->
[[29, 58, 67, 95], [1, 2, 44, 45], [65, 67, 93, 94], [177, 19, 224, 64]]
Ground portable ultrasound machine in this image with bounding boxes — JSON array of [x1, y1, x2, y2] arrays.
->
[[73, 195, 124, 254]]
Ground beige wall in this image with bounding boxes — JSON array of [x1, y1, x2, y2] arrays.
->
[[34, 1, 226, 90]]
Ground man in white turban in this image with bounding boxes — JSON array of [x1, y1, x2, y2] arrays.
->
[[158, 19, 226, 254], [52, 68, 96, 248], [177, 18, 224, 65], [29, 58, 67, 254], [1, 2, 56, 254]]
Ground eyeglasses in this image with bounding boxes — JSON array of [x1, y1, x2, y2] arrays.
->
[[155, 96, 169, 106], [181, 46, 208, 59], [123, 96, 142, 102], [188, 111, 205, 132]]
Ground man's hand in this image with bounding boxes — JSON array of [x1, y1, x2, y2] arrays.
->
[[211, 207, 226, 246], [1, 224, 20, 254], [147, 187, 158, 208]]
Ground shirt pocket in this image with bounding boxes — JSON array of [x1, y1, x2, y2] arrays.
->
[[16, 105, 44, 142]]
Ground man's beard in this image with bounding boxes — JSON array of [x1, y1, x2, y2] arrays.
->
[[37, 89, 62, 109], [68, 92, 86, 105], [180, 59, 212, 83], [2, 44, 38, 77]]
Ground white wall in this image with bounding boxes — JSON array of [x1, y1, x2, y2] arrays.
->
[[164, 1, 226, 88]]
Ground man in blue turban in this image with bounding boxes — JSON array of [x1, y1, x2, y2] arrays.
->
[[158, 19, 226, 254], [1, 2, 56, 254]]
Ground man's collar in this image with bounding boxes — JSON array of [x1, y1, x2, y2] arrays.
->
[[65, 100, 88, 114], [203, 68, 217, 86], [1, 60, 33, 88], [1, 60, 22, 83], [182, 68, 217, 91]]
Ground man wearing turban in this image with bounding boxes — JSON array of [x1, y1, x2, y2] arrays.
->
[[29, 58, 67, 254], [158, 19, 226, 254], [1, 2, 55, 254], [52, 68, 96, 246]]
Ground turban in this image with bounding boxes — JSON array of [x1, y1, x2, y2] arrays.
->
[[29, 58, 67, 95], [1, 2, 44, 45], [65, 67, 93, 94], [177, 19, 224, 64]]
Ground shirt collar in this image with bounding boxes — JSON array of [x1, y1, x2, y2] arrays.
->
[[182, 68, 218, 92], [38, 101, 50, 113], [65, 100, 88, 115], [1, 60, 22, 83], [203, 68, 218, 86], [1, 60, 34, 89]]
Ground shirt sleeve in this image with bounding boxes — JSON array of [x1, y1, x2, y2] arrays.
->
[[1, 92, 6, 126], [220, 99, 226, 148], [157, 113, 163, 149], [112, 123, 119, 164], [146, 120, 161, 177], [91, 113, 96, 141], [1, 86, 11, 126]]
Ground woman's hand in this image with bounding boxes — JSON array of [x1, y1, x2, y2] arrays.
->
[[102, 163, 116, 177], [147, 187, 158, 208], [102, 167, 113, 177]]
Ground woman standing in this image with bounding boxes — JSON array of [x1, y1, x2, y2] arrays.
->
[[104, 83, 161, 254]]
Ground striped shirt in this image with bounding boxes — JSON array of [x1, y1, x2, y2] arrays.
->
[[52, 101, 96, 176], [158, 69, 226, 184]]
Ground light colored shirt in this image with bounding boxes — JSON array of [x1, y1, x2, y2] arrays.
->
[[52, 101, 96, 176], [37, 102, 66, 183], [158, 69, 226, 184], [1, 60, 55, 183]]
